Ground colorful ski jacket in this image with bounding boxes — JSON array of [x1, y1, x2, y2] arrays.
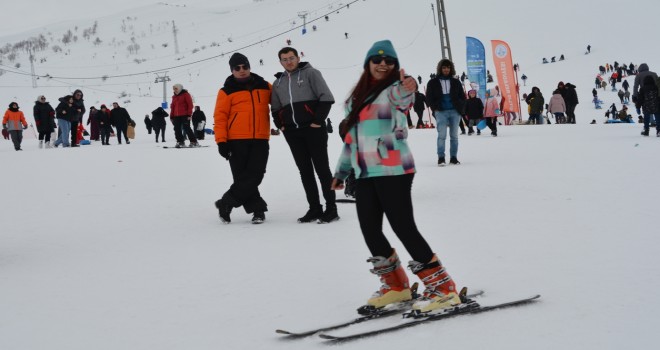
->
[[334, 82, 416, 180]]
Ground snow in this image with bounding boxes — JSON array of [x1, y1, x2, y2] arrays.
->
[[1, 0, 659, 349]]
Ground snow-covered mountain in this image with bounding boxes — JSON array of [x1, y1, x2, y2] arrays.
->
[[1, 1, 658, 349]]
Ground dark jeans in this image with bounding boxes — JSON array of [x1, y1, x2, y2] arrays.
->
[[70, 121, 79, 145], [9, 130, 23, 150], [566, 104, 577, 124], [153, 125, 166, 141], [100, 127, 111, 144], [355, 173, 433, 263], [116, 124, 128, 143], [414, 109, 424, 127], [38, 131, 51, 142], [172, 116, 197, 143], [283, 126, 335, 209], [225, 139, 269, 213], [486, 117, 497, 133]]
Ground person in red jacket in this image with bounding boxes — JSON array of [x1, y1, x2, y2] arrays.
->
[[170, 83, 200, 148], [2, 102, 29, 151]]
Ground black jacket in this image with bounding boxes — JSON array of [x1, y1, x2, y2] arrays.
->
[[33, 101, 55, 133], [464, 97, 484, 120], [425, 76, 466, 114], [111, 107, 131, 127], [413, 91, 427, 113], [192, 110, 207, 124], [151, 107, 169, 127]]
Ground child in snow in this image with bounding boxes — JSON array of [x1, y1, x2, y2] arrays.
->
[[2, 102, 29, 151]]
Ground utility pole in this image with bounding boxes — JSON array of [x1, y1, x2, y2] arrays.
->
[[28, 42, 37, 88], [172, 21, 180, 54], [433, 0, 452, 61], [154, 72, 171, 109]]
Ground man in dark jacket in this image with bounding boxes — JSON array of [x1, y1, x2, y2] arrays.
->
[[413, 91, 427, 128], [111, 102, 131, 144], [270, 47, 338, 223], [151, 107, 168, 142], [633, 63, 659, 99], [563, 83, 579, 124], [70, 89, 86, 147], [426, 59, 466, 166], [191, 106, 206, 140]]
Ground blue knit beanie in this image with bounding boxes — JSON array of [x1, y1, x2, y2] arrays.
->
[[363, 40, 398, 68]]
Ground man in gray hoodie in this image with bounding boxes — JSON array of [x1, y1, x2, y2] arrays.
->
[[271, 47, 338, 224]]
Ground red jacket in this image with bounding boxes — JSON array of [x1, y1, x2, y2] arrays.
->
[[170, 90, 193, 118]]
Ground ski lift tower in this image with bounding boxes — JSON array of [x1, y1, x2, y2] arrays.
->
[[432, 0, 453, 61], [154, 72, 171, 109], [298, 11, 308, 35]]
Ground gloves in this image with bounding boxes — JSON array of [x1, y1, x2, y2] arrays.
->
[[2, 124, 6, 130], [23, 125, 28, 130], [217, 142, 230, 160]]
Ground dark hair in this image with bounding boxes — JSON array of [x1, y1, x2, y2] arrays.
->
[[278, 47, 298, 59], [340, 68, 399, 135], [437, 59, 456, 76]]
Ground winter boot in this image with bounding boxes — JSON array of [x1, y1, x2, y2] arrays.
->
[[438, 157, 446, 167], [39, 140, 43, 149], [252, 212, 265, 224], [318, 203, 339, 224], [450, 157, 461, 165], [358, 249, 412, 315], [215, 193, 238, 223], [175, 141, 185, 148], [45, 141, 52, 148], [297, 205, 323, 223], [189, 142, 201, 148], [641, 129, 649, 136], [408, 255, 461, 314]]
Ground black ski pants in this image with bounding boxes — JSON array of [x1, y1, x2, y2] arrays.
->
[[355, 173, 433, 263], [172, 116, 197, 143], [225, 139, 269, 214], [282, 126, 335, 209]]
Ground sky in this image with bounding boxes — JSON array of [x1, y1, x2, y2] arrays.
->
[[1, 0, 659, 349]]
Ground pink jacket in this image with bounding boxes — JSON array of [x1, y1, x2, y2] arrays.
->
[[548, 93, 566, 114]]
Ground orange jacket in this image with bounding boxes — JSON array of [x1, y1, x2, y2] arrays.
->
[[2, 109, 28, 131], [213, 73, 271, 143]]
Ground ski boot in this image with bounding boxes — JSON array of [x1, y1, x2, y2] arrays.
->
[[357, 250, 412, 315], [408, 255, 462, 316]]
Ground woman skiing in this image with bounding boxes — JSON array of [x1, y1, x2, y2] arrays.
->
[[331, 40, 462, 316]]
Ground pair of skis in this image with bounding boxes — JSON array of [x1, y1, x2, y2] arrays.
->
[[276, 289, 540, 342]]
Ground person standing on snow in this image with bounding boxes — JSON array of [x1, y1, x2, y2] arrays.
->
[[2, 102, 28, 151], [483, 88, 500, 136], [331, 40, 463, 316], [213, 52, 271, 224], [98, 104, 113, 145], [464, 89, 484, 135], [151, 107, 168, 143], [170, 84, 200, 148], [635, 75, 659, 137], [270, 46, 338, 224], [69, 89, 85, 147], [33, 95, 55, 148], [191, 106, 206, 140], [111, 102, 131, 145], [53, 95, 74, 147], [549, 89, 567, 124], [633, 63, 658, 99], [426, 58, 466, 166]]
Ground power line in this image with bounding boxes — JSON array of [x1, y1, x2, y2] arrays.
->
[[1, 0, 362, 81]]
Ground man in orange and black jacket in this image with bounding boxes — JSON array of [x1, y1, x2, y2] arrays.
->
[[213, 52, 272, 224]]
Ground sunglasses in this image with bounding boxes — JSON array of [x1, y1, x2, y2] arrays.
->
[[370, 56, 397, 66], [232, 64, 250, 72]]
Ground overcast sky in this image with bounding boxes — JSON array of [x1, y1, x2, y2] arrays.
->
[[0, 0, 157, 36]]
